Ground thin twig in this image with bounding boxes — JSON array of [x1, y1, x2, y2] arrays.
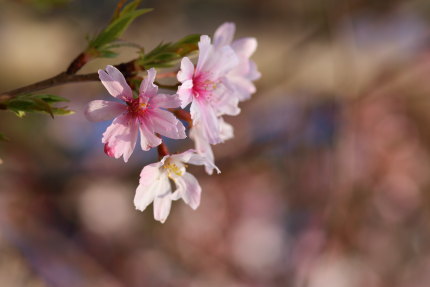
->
[[0, 60, 178, 101], [0, 73, 99, 100]]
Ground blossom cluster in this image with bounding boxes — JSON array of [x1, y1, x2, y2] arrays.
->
[[85, 23, 260, 223]]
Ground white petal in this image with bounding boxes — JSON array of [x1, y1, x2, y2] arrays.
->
[[189, 125, 216, 175], [153, 194, 172, 223], [134, 163, 165, 211], [85, 100, 126, 122], [219, 118, 234, 141], [173, 172, 202, 210]]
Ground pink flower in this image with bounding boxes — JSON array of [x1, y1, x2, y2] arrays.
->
[[134, 150, 217, 223], [85, 66, 186, 162], [177, 35, 239, 145], [213, 22, 261, 101], [190, 117, 233, 175]]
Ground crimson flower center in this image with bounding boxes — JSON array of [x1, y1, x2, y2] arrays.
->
[[193, 74, 218, 99], [127, 98, 148, 118]]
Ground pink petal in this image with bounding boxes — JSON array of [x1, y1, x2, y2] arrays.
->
[[214, 22, 236, 47], [134, 162, 165, 211], [232, 77, 256, 101], [177, 80, 194, 108], [196, 35, 213, 75], [177, 57, 195, 83], [153, 193, 172, 223], [248, 60, 261, 81], [102, 114, 139, 162], [140, 68, 158, 98], [98, 65, 133, 101], [191, 98, 221, 144], [232, 37, 257, 58], [190, 126, 215, 175], [85, 100, 126, 122], [149, 94, 182, 109], [173, 172, 202, 210], [139, 119, 162, 151], [212, 86, 241, 116], [210, 45, 239, 79], [149, 109, 186, 140]]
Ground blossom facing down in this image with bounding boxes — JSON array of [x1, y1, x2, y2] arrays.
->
[[213, 22, 261, 101], [85, 66, 186, 162], [177, 35, 239, 145], [190, 117, 233, 175], [134, 150, 218, 223]]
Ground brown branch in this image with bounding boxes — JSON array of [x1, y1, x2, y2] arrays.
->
[[0, 59, 177, 101], [0, 72, 99, 101]]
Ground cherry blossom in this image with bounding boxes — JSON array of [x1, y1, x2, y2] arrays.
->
[[177, 35, 239, 145], [134, 150, 217, 223], [214, 22, 261, 101], [85, 66, 186, 162]]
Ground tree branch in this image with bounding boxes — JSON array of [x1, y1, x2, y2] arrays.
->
[[0, 59, 176, 101], [1, 72, 99, 100]]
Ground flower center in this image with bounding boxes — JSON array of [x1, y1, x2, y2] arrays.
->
[[193, 75, 218, 99], [163, 162, 185, 177], [127, 98, 148, 117]]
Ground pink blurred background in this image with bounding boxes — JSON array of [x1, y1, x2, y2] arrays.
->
[[2, 0, 430, 286]]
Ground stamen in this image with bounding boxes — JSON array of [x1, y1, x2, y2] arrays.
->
[[163, 162, 184, 177]]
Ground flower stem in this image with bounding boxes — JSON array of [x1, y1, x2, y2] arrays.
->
[[169, 109, 192, 126], [157, 142, 170, 159]]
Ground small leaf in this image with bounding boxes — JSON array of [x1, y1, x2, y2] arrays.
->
[[119, 0, 142, 17], [98, 50, 119, 58], [32, 98, 54, 118], [51, 107, 75, 116], [89, 8, 153, 49], [31, 94, 69, 103], [138, 34, 200, 68], [5, 94, 73, 118], [176, 34, 200, 45]]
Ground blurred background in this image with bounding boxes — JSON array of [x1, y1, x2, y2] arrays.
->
[[2, 0, 430, 286]]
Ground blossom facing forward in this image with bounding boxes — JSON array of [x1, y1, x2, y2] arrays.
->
[[85, 66, 186, 162], [214, 22, 261, 102], [177, 35, 239, 145], [134, 150, 218, 223]]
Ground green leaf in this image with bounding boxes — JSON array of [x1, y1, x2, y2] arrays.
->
[[89, 8, 153, 50], [138, 34, 200, 68], [51, 107, 75, 116], [31, 94, 69, 103], [5, 94, 73, 118], [119, 0, 142, 18], [177, 34, 200, 45], [98, 50, 119, 58]]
